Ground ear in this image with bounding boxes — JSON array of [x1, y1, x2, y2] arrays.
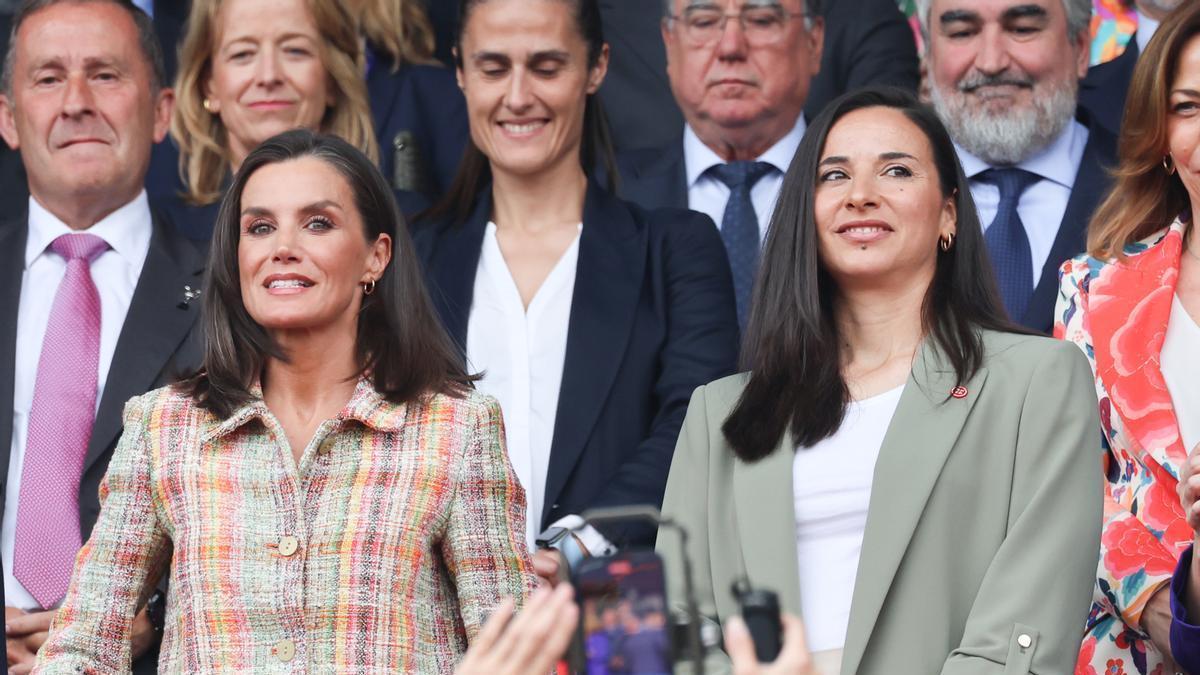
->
[[1072, 28, 1090, 80], [454, 49, 465, 90], [806, 16, 826, 77], [586, 43, 610, 95], [363, 232, 392, 282], [152, 87, 175, 144], [940, 191, 958, 238], [0, 94, 20, 151], [202, 73, 221, 114]]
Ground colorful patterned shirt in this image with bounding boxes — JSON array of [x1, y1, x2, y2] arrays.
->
[[34, 378, 536, 673]]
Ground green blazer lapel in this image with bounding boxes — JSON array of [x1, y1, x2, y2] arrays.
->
[[841, 341, 989, 674], [732, 428, 803, 618]]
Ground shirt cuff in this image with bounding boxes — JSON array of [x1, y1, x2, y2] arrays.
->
[[550, 514, 618, 557], [1169, 543, 1200, 668]]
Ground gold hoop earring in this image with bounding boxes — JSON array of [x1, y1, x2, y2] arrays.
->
[[202, 98, 214, 113], [939, 232, 955, 252], [1164, 154, 1177, 175], [362, 279, 376, 296]]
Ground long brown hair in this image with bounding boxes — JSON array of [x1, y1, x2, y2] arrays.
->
[[181, 130, 473, 418], [171, 0, 378, 206], [1087, 2, 1200, 258], [723, 88, 1015, 461]]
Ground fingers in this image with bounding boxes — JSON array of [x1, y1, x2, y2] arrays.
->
[[5, 610, 54, 637], [774, 613, 814, 674], [10, 663, 32, 675], [504, 584, 576, 675], [474, 598, 516, 656], [532, 550, 563, 588], [722, 616, 759, 675]]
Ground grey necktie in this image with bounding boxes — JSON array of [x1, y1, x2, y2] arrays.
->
[[707, 161, 774, 328]]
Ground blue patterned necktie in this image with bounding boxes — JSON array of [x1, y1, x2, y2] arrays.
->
[[708, 161, 775, 328], [979, 168, 1040, 322]]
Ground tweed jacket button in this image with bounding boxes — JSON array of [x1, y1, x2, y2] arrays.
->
[[274, 639, 296, 662], [1016, 634, 1032, 649], [278, 536, 299, 557]]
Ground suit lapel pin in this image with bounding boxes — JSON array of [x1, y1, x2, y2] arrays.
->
[[178, 285, 201, 310], [950, 385, 968, 399]]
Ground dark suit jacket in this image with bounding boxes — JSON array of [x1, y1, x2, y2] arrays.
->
[[592, 0, 918, 152], [1017, 115, 1118, 334], [615, 140, 688, 212], [369, 50, 469, 202], [0, 207, 204, 674], [803, 0, 919, 120], [1080, 42, 1139, 138], [412, 182, 740, 546]]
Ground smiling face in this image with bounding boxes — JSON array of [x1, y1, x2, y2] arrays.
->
[[926, 0, 1087, 165], [205, 0, 332, 168], [237, 156, 390, 337], [0, 1, 171, 221], [1167, 33, 1200, 211], [814, 106, 956, 288], [662, 0, 822, 159], [456, 0, 608, 182]]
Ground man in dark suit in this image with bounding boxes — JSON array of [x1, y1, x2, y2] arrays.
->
[[597, 0, 917, 152], [922, 0, 1116, 334], [618, 0, 823, 327], [1079, 0, 1184, 137], [0, 1, 202, 672]]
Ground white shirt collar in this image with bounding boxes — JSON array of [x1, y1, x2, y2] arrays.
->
[[955, 119, 1088, 189], [25, 190, 154, 271], [1136, 11, 1160, 55], [683, 114, 807, 188]]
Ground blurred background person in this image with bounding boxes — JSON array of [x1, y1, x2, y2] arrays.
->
[[618, 0, 823, 329], [660, 87, 1102, 674], [415, 0, 739, 576], [0, 1, 202, 672], [345, 0, 468, 201], [917, 0, 1116, 333], [32, 130, 535, 672], [1081, 0, 1187, 136], [161, 0, 425, 241], [1057, 2, 1200, 671]]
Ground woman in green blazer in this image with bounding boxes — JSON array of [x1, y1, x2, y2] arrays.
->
[[657, 88, 1104, 674]]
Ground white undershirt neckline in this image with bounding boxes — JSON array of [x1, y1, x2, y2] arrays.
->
[[792, 383, 905, 654], [466, 222, 582, 549], [1162, 294, 1200, 453]]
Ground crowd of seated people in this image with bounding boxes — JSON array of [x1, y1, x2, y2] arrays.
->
[[3, 0, 1200, 673]]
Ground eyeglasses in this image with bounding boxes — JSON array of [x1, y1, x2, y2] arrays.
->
[[668, 6, 809, 47]]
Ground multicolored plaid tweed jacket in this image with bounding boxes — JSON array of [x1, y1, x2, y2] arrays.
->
[[34, 378, 537, 673]]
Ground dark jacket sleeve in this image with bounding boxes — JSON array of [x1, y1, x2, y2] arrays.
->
[[589, 209, 740, 530], [1171, 544, 1200, 668]]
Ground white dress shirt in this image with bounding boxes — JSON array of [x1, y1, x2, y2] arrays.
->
[[793, 384, 904, 653], [683, 115, 807, 240], [467, 223, 582, 549], [1162, 294, 1200, 453], [957, 120, 1089, 287], [4, 193, 153, 610], [1136, 11, 1160, 55]]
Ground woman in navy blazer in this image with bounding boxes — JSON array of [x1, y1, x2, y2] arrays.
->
[[414, 0, 739, 562]]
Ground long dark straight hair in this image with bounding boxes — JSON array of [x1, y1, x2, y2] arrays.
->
[[181, 130, 474, 418], [723, 87, 1016, 461], [422, 0, 619, 225]]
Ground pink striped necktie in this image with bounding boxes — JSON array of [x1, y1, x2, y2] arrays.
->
[[13, 232, 109, 609]]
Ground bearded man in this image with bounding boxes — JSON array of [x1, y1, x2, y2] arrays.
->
[[919, 0, 1117, 333]]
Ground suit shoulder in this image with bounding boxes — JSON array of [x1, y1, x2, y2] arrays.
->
[[699, 372, 751, 414], [417, 387, 504, 431], [979, 330, 1089, 375], [122, 383, 211, 431]]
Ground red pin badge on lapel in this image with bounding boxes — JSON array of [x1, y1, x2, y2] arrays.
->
[[950, 385, 968, 399]]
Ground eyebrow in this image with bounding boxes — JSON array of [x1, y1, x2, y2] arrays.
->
[[682, 0, 785, 9], [1002, 4, 1048, 21], [28, 56, 121, 72], [241, 200, 344, 218], [818, 152, 917, 166], [1171, 88, 1200, 98], [938, 9, 979, 24], [470, 49, 572, 63]]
